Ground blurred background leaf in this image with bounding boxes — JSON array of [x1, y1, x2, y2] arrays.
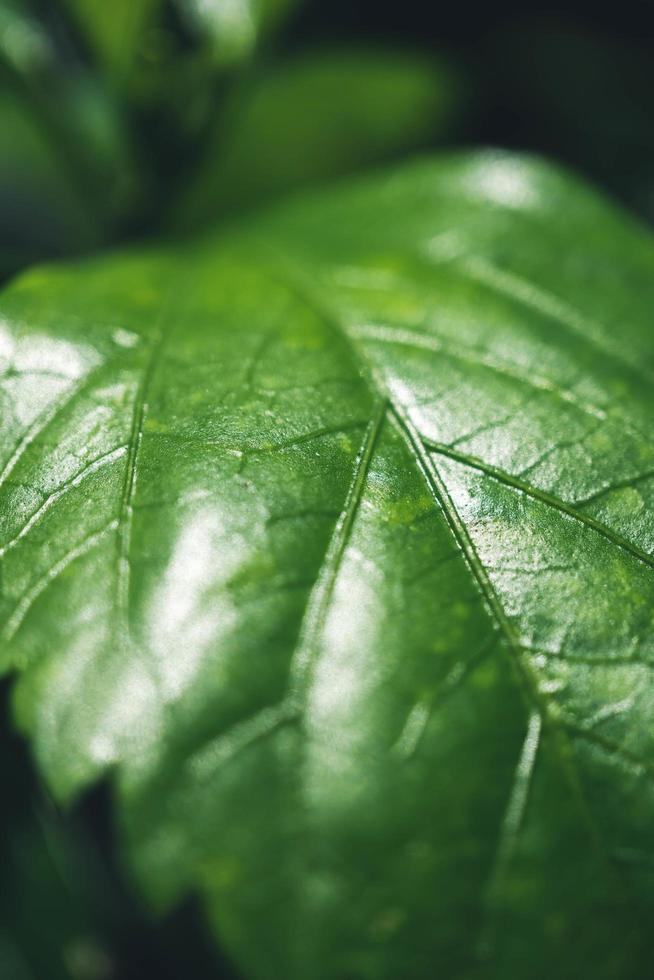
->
[[0, 681, 113, 980], [0, 81, 96, 277], [0, 683, 237, 979], [63, 0, 162, 84], [2, 0, 654, 287], [173, 0, 299, 68], [0, 0, 139, 276], [175, 46, 464, 226], [0, 0, 309, 278]]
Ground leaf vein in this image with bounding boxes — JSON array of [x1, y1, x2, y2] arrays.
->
[[424, 440, 654, 573], [288, 400, 386, 700]]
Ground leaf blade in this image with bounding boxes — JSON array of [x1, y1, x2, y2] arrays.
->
[[2, 151, 654, 978]]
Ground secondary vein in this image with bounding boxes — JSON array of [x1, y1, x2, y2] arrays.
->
[[423, 439, 654, 573], [288, 398, 386, 702]]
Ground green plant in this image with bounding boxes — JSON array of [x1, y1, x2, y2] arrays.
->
[[2, 4, 654, 979]]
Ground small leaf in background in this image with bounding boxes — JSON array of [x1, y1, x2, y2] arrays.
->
[[2, 152, 654, 979], [0, 84, 97, 278], [0, 0, 52, 78], [0, 0, 96, 274], [0, 688, 235, 980], [0, 692, 110, 980], [63, 0, 163, 85], [175, 47, 463, 227], [174, 0, 299, 67], [0, 1, 140, 274]]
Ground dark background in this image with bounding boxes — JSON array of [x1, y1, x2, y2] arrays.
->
[[293, 0, 654, 221]]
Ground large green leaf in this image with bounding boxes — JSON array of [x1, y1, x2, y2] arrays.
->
[[2, 151, 654, 978]]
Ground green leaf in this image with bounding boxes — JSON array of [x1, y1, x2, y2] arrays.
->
[[2, 151, 654, 978], [174, 0, 299, 68], [0, 84, 99, 277], [0, 801, 108, 980], [0, 2, 106, 272], [0, 2, 140, 264], [63, 0, 162, 83], [176, 47, 462, 227], [0, 698, 112, 980], [63, 0, 298, 88], [0, 0, 53, 79]]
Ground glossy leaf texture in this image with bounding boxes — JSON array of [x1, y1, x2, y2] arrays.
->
[[2, 151, 654, 979]]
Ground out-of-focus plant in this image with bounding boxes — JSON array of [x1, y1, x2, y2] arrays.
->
[[0, 0, 461, 280]]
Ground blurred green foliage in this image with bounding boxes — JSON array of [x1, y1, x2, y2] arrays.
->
[[64, 0, 163, 83], [176, 47, 462, 224], [3, 2, 649, 282], [0, 0, 462, 279]]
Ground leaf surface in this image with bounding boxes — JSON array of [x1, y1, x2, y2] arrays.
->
[[2, 151, 654, 978]]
